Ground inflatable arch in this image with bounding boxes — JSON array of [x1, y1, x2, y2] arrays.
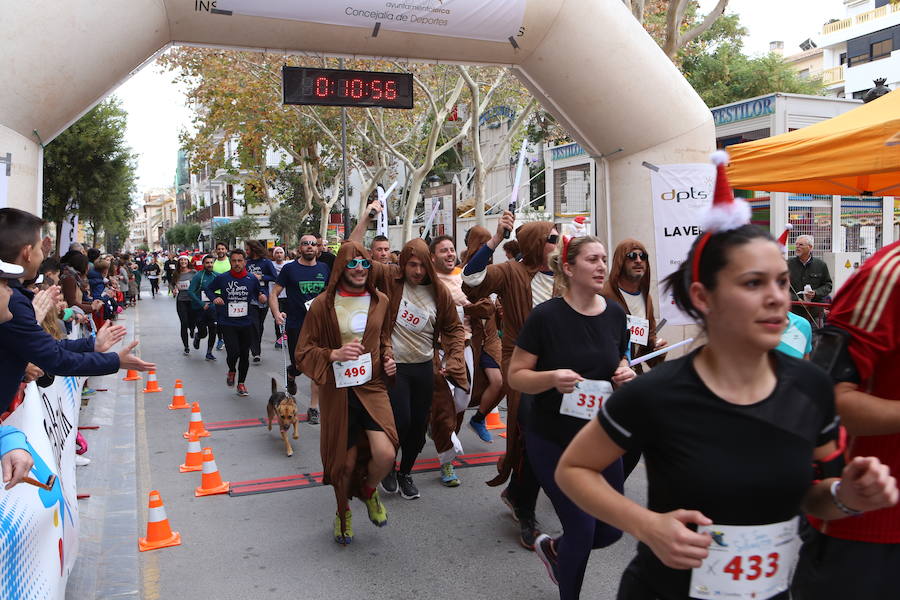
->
[[1, 0, 714, 252]]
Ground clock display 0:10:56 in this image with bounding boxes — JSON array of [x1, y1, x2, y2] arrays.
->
[[311, 76, 399, 102]]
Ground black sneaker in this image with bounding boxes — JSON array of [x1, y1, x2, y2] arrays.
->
[[183, 347, 189, 356], [397, 472, 420, 500], [307, 407, 320, 425], [518, 513, 542, 551], [534, 534, 559, 585], [286, 376, 297, 396], [381, 469, 398, 494], [252, 355, 261, 365], [193, 332, 201, 349]]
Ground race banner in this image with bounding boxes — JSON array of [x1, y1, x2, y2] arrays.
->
[[59, 214, 78, 257], [216, 0, 527, 43], [650, 163, 714, 326], [0, 376, 81, 599]]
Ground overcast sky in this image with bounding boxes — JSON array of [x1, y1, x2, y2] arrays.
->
[[115, 0, 851, 196]]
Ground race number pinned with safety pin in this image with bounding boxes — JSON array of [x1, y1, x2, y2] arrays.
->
[[559, 379, 613, 420], [690, 517, 801, 600], [627, 315, 649, 346], [177, 280, 190, 291], [397, 300, 428, 333], [333, 353, 373, 388], [228, 301, 248, 318]]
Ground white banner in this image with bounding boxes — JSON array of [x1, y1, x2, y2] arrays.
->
[[216, 0, 527, 42], [0, 162, 8, 209], [59, 214, 78, 257], [0, 375, 82, 599], [650, 163, 714, 326]]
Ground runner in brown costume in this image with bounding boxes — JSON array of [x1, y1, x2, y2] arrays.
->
[[296, 241, 398, 545], [462, 212, 560, 549]]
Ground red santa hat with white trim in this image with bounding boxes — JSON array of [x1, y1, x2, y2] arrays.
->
[[702, 150, 751, 233], [777, 223, 794, 252]]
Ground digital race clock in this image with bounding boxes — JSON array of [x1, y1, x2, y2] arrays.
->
[[282, 66, 414, 109]]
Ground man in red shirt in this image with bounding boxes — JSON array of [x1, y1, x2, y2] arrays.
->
[[794, 241, 900, 599]]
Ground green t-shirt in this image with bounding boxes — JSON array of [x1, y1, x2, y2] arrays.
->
[[212, 258, 231, 274]]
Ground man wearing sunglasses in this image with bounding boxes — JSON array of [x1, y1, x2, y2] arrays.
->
[[602, 239, 667, 374], [269, 234, 330, 422]]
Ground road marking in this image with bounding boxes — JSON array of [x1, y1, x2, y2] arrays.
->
[[228, 451, 506, 497]]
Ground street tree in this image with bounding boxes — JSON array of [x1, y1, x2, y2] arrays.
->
[[43, 98, 137, 252], [624, 0, 730, 61]]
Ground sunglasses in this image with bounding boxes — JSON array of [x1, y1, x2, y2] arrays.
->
[[300, 241, 317, 246], [546, 234, 559, 244], [625, 251, 649, 261], [345, 259, 371, 269]]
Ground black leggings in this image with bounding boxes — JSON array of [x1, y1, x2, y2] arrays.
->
[[176, 300, 196, 348], [508, 393, 541, 517], [195, 308, 217, 353], [527, 430, 623, 600], [388, 361, 434, 473], [286, 327, 301, 378], [149, 278, 159, 296], [249, 304, 267, 357], [220, 325, 253, 383]]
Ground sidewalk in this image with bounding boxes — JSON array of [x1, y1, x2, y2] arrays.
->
[[65, 308, 141, 599]]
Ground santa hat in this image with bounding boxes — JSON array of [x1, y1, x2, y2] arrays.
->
[[691, 151, 751, 283], [777, 223, 793, 250], [702, 151, 751, 232]]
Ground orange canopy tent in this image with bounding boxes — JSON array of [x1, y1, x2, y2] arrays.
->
[[726, 89, 900, 197]]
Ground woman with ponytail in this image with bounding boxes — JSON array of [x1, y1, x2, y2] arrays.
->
[[555, 153, 896, 600], [508, 234, 634, 599]]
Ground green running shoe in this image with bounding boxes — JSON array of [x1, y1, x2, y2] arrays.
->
[[363, 489, 388, 527], [333, 510, 353, 545], [440, 462, 461, 487]]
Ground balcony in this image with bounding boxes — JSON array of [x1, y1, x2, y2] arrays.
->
[[187, 203, 223, 224], [822, 65, 845, 85], [822, 3, 900, 35]]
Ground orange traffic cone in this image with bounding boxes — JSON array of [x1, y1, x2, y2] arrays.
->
[[183, 402, 210, 439], [138, 490, 181, 551], [168, 379, 189, 410], [179, 432, 203, 472], [142, 370, 162, 393], [123, 369, 141, 382], [485, 407, 506, 430], [195, 447, 230, 496]]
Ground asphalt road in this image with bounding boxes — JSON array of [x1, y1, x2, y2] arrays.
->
[[133, 285, 648, 600]]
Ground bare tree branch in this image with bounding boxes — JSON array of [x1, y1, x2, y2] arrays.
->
[[679, 0, 729, 51]]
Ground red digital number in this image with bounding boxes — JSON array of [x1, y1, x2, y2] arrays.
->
[[385, 80, 398, 100], [371, 80, 383, 99], [344, 368, 352, 378], [315, 76, 329, 98], [349, 78, 365, 99], [360, 365, 367, 376], [585, 394, 596, 409], [576, 393, 586, 407], [722, 553, 780, 581]]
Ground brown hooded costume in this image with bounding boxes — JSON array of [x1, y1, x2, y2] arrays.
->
[[296, 241, 399, 506], [368, 239, 469, 463], [462, 221, 556, 486], [601, 238, 662, 372]]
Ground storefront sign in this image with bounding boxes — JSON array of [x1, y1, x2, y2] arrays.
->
[[216, 0, 527, 42], [712, 96, 775, 127], [0, 375, 82, 599], [549, 143, 585, 162], [651, 163, 714, 326]]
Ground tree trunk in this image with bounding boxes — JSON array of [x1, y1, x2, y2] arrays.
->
[[402, 170, 428, 242]]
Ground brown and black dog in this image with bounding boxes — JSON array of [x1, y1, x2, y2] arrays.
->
[[267, 378, 299, 456]]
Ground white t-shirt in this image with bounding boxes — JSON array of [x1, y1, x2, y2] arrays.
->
[[273, 260, 287, 299], [531, 272, 554, 307], [618, 288, 646, 318], [392, 283, 438, 364]]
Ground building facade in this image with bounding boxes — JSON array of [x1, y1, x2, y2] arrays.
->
[[816, 0, 900, 98]]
